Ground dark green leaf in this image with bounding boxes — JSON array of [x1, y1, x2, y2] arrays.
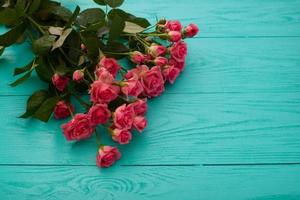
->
[[102, 41, 129, 59], [76, 8, 105, 27], [15, 0, 26, 16], [93, 0, 106, 5], [33, 96, 60, 122], [32, 35, 56, 55], [28, 0, 41, 14], [81, 35, 102, 60], [13, 59, 37, 76], [51, 5, 72, 22], [9, 71, 32, 87], [108, 9, 150, 28], [65, 6, 80, 28], [105, 0, 124, 8], [0, 22, 26, 47], [108, 14, 125, 43], [51, 28, 72, 51], [0, 46, 4, 56], [0, 8, 18, 25], [19, 90, 48, 118], [35, 57, 53, 82]]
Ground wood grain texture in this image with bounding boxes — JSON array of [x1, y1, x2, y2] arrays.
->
[[0, 165, 300, 200]]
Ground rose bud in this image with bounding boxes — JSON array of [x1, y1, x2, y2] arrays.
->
[[113, 104, 135, 130], [168, 31, 182, 42], [162, 65, 181, 84], [61, 113, 95, 141], [96, 146, 121, 168], [97, 57, 120, 77], [169, 41, 188, 62], [90, 80, 120, 104], [52, 73, 69, 92], [154, 57, 168, 67], [130, 51, 146, 64], [157, 18, 167, 25], [140, 66, 165, 98], [165, 20, 182, 32], [130, 99, 147, 116], [88, 104, 111, 126], [133, 116, 147, 132], [147, 44, 166, 58], [121, 75, 143, 97], [54, 100, 74, 119], [80, 43, 87, 53], [184, 23, 199, 38], [112, 129, 132, 144], [72, 70, 84, 82]]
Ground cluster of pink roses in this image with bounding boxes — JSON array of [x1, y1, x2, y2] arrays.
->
[[51, 19, 198, 168]]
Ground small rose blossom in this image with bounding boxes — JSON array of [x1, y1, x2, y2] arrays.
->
[[95, 67, 114, 84], [90, 80, 120, 103], [98, 57, 120, 77], [133, 116, 147, 132], [168, 31, 182, 42], [121, 75, 143, 97], [154, 57, 168, 67], [88, 104, 111, 126], [54, 100, 74, 119], [141, 66, 165, 98], [112, 129, 132, 144], [61, 113, 94, 141], [148, 45, 166, 57], [162, 65, 181, 84], [130, 99, 147, 116], [113, 104, 135, 130], [125, 65, 149, 80], [165, 20, 182, 32], [184, 23, 199, 38], [169, 41, 188, 62], [73, 70, 84, 82], [52, 73, 69, 92], [130, 51, 145, 64], [169, 58, 185, 71], [96, 146, 121, 168]]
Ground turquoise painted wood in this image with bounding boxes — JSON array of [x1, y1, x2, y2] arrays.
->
[[1, 0, 300, 199]]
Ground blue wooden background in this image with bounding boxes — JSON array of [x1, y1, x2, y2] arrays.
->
[[1, 0, 300, 199]]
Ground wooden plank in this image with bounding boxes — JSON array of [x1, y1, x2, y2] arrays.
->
[[0, 91, 299, 165], [1, 38, 300, 95], [0, 165, 299, 199], [62, 0, 300, 37]]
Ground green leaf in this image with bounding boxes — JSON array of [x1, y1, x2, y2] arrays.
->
[[0, 46, 4, 56], [93, 0, 106, 5], [13, 59, 37, 76], [50, 5, 72, 22], [102, 41, 129, 59], [9, 71, 32, 87], [105, 0, 124, 8], [123, 21, 145, 33], [51, 28, 72, 51], [108, 14, 125, 43], [108, 9, 150, 28], [81, 35, 102, 60], [33, 96, 60, 122], [0, 8, 18, 25], [32, 35, 56, 55], [35, 57, 53, 82], [28, 0, 41, 14], [0, 22, 26, 47], [77, 8, 105, 27], [65, 5, 80, 28], [19, 90, 49, 118], [15, 0, 26, 16]]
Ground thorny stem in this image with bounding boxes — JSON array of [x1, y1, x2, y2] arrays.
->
[[86, 69, 95, 82]]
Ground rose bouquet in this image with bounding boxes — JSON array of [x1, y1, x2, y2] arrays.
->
[[0, 0, 199, 167]]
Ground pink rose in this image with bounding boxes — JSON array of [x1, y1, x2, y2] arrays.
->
[[154, 57, 168, 67], [165, 20, 182, 32], [72, 70, 84, 82], [141, 66, 165, 97], [112, 129, 132, 144], [162, 65, 181, 84], [113, 104, 134, 130], [121, 75, 143, 97], [96, 146, 121, 168], [98, 57, 120, 77], [130, 99, 147, 116], [88, 104, 111, 126], [52, 73, 69, 92], [80, 43, 87, 53], [130, 51, 145, 64], [125, 65, 149, 80], [169, 58, 185, 71], [168, 31, 182, 42], [90, 80, 120, 103], [54, 100, 74, 119], [95, 67, 114, 84], [184, 23, 199, 38], [148, 45, 166, 57], [169, 41, 187, 62], [61, 113, 95, 141], [133, 116, 147, 132]]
